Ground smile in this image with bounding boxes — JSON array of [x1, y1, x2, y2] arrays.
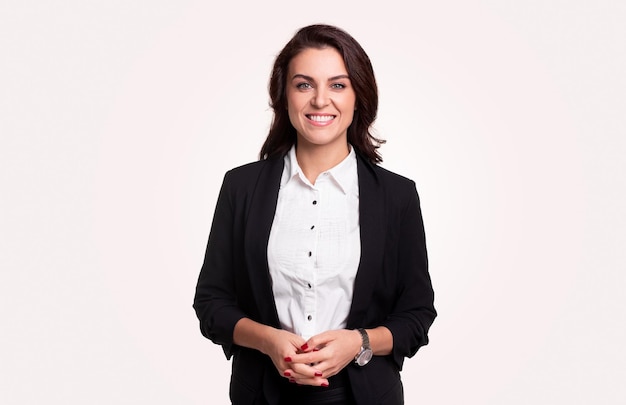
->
[[306, 114, 336, 123]]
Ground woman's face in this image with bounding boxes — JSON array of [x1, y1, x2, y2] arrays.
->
[[286, 47, 356, 151]]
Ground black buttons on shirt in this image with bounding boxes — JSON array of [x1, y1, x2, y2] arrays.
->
[[305, 196, 317, 323], [309, 201, 316, 258]]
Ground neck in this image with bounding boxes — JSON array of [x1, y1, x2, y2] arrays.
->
[[296, 142, 350, 184]]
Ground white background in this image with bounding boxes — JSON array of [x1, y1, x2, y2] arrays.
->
[[1, 1, 625, 404]]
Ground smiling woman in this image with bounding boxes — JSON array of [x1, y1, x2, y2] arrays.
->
[[285, 48, 356, 182], [193, 24, 436, 405], [261, 24, 383, 166]]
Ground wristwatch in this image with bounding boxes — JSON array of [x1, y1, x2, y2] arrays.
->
[[354, 328, 373, 366]]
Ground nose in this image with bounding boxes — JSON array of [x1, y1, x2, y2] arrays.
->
[[311, 87, 330, 108]]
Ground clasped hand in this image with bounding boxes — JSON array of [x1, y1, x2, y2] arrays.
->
[[265, 329, 362, 387]]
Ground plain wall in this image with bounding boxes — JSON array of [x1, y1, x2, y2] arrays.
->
[[1, 1, 625, 403]]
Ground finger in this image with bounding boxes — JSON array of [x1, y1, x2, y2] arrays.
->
[[287, 361, 324, 379], [288, 350, 327, 366], [282, 368, 305, 380], [301, 331, 335, 352], [301, 359, 340, 379]]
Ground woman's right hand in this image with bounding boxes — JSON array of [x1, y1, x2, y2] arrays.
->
[[234, 318, 324, 385], [261, 328, 308, 380], [262, 329, 330, 386]]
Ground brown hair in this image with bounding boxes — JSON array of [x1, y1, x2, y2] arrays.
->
[[259, 24, 385, 163]]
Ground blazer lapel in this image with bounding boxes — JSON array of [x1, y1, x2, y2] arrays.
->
[[347, 156, 386, 328], [244, 157, 284, 328]]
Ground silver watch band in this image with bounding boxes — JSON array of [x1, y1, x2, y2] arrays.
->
[[357, 328, 370, 349]]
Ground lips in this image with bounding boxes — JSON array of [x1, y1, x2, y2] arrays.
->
[[306, 114, 336, 124]]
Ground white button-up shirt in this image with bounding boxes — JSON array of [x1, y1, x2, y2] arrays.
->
[[267, 146, 361, 340]]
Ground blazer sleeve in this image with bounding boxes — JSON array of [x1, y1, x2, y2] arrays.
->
[[380, 181, 436, 370], [193, 170, 247, 359]]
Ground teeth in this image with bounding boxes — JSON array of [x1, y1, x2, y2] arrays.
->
[[308, 115, 334, 122]]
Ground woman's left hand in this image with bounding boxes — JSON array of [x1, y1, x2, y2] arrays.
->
[[284, 329, 362, 386]]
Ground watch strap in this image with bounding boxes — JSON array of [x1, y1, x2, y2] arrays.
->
[[357, 328, 370, 350]]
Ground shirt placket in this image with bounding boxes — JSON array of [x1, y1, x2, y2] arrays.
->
[[301, 185, 320, 339]]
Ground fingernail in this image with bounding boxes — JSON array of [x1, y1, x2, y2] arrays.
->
[[321, 382, 329, 387], [314, 371, 323, 377], [289, 378, 296, 383], [283, 371, 291, 377], [284, 357, 292, 362], [301, 343, 308, 351], [313, 347, 320, 351]]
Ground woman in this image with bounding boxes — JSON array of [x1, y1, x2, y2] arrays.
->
[[194, 24, 436, 405]]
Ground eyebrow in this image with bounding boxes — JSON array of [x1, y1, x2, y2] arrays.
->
[[291, 74, 350, 82]]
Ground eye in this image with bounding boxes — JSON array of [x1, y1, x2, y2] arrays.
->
[[296, 82, 312, 90], [331, 83, 346, 89]]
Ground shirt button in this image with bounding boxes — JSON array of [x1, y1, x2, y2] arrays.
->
[[307, 315, 313, 321], [307, 283, 312, 288], [312, 200, 317, 205], [310, 225, 315, 230], [308, 251, 312, 257]]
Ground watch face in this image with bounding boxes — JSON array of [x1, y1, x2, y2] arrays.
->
[[357, 349, 373, 366]]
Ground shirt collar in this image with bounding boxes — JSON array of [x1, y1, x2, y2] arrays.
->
[[282, 145, 357, 194]]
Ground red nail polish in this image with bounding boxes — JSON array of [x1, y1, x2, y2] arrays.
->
[[301, 343, 308, 351], [283, 371, 291, 377], [289, 378, 296, 383], [314, 371, 323, 377], [321, 382, 329, 387], [313, 347, 320, 351], [284, 357, 292, 362]]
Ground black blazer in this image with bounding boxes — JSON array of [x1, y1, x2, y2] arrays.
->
[[194, 152, 436, 405]]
